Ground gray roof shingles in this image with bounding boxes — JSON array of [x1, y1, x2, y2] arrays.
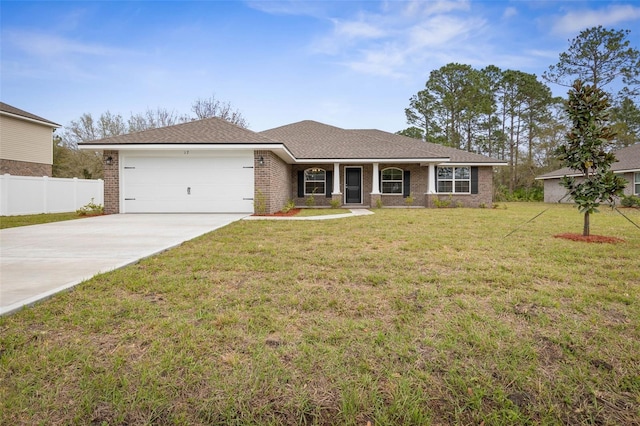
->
[[79, 117, 506, 164], [260, 120, 504, 162], [79, 117, 278, 145], [0, 102, 60, 127], [537, 143, 640, 178]]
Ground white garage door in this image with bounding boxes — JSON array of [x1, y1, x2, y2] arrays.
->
[[121, 151, 254, 213]]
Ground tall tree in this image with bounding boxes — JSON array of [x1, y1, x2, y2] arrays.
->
[[404, 90, 439, 142], [610, 97, 640, 148], [543, 26, 640, 98], [191, 94, 249, 128], [557, 80, 626, 236], [128, 107, 189, 133]]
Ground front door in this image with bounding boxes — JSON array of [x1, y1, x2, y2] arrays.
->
[[345, 167, 362, 204]]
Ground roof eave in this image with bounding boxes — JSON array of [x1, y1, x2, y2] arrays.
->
[[0, 111, 61, 128]]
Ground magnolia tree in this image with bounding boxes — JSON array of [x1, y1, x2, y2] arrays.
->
[[557, 80, 627, 236]]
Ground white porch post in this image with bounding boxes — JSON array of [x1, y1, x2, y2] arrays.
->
[[428, 163, 436, 194], [372, 162, 381, 194], [332, 162, 341, 195]]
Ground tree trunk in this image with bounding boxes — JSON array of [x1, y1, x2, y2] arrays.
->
[[583, 211, 590, 236]]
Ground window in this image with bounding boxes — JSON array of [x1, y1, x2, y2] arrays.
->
[[437, 166, 470, 193], [381, 168, 403, 194], [304, 168, 325, 195], [635, 172, 640, 195]]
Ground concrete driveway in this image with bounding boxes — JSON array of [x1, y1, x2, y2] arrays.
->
[[0, 214, 247, 315]]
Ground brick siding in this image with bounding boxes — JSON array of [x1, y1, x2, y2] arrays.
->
[[291, 164, 494, 208], [0, 159, 52, 177], [427, 166, 494, 208], [254, 150, 291, 214], [103, 151, 119, 214]]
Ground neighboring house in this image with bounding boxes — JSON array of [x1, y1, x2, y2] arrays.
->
[[0, 102, 60, 176], [536, 143, 640, 203], [78, 118, 506, 214]]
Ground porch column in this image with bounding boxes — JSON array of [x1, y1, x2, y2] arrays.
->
[[428, 163, 436, 194], [332, 162, 341, 195], [371, 162, 381, 194]]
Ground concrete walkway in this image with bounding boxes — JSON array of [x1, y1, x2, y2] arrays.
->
[[0, 214, 247, 315], [244, 208, 374, 221]]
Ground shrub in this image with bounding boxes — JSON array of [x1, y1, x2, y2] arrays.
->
[[375, 198, 383, 209], [621, 195, 640, 208], [330, 199, 341, 209], [433, 195, 452, 208], [404, 193, 415, 206], [281, 199, 296, 213], [76, 198, 104, 216]]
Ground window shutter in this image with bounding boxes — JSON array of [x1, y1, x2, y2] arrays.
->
[[403, 170, 411, 198], [379, 171, 382, 193], [471, 167, 479, 194], [325, 171, 333, 198], [435, 166, 439, 193], [297, 171, 304, 197]]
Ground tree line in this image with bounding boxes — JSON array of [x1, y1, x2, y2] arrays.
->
[[53, 95, 248, 179], [399, 26, 640, 200]]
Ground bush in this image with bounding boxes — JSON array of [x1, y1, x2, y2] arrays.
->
[[76, 198, 104, 216], [621, 195, 640, 208], [281, 199, 296, 213]]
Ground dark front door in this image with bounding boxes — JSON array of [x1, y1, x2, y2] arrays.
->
[[345, 167, 362, 204]]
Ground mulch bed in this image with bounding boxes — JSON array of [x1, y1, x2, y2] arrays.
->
[[554, 233, 625, 244], [253, 209, 301, 217]]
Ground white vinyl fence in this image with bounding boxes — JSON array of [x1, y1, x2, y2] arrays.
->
[[0, 174, 104, 216]]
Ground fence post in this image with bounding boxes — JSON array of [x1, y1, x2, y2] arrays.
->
[[42, 175, 49, 213], [0, 174, 10, 216], [73, 177, 78, 209]]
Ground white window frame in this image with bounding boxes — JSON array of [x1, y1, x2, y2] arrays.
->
[[437, 166, 471, 194], [304, 168, 326, 195], [635, 172, 640, 195], [381, 167, 403, 194]]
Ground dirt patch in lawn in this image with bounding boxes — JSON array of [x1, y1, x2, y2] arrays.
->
[[554, 233, 625, 244]]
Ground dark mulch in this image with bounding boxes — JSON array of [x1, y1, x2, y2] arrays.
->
[[554, 233, 625, 244], [253, 208, 301, 217]]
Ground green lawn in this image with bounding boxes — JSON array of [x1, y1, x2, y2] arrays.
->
[[0, 212, 81, 229], [1, 203, 639, 425]]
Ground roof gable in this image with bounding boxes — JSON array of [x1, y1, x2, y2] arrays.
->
[[0, 102, 60, 127], [79, 117, 277, 145]]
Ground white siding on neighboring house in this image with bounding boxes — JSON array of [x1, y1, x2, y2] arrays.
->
[[0, 115, 54, 165]]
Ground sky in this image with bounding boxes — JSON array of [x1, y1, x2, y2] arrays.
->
[[2, 0, 640, 134]]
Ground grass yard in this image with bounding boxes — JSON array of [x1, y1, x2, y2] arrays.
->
[[1, 203, 639, 425], [0, 212, 81, 229]]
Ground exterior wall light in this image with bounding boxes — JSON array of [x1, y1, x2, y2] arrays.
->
[[105, 156, 113, 166], [258, 155, 264, 166]]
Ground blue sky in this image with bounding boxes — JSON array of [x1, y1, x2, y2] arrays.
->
[[2, 1, 640, 134]]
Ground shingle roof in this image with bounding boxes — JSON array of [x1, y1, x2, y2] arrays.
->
[[79, 117, 277, 145], [260, 120, 505, 163], [537, 143, 640, 179], [354, 129, 505, 163], [0, 102, 60, 127]]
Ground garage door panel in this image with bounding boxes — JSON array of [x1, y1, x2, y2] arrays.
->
[[122, 152, 254, 213]]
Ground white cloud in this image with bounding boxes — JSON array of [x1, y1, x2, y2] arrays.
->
[[310, 1, 486, 78], [551, 4, 640, 34], [6, 30, 130, 58], [502, 6, 518, 19], [332, 19, 387, 40]]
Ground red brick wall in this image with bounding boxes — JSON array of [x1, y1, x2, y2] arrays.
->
[[255, 150, 291, 214], [0, 159, 52, 177], [103, 151, 119, 214], [427, 166, 494, 208]]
